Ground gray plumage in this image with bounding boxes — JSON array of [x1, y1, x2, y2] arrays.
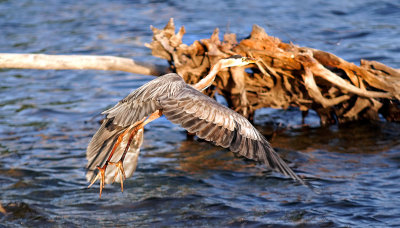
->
[[86, 73, 302, 184]]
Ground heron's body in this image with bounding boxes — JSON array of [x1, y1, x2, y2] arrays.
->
[[86, 56, 303, 197]]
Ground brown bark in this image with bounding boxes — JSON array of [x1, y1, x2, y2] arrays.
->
[[146, 18, 400, 125], [0, 53, 168, 76]]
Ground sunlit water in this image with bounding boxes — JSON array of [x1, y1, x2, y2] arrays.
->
[[1, 0, 399, 227]]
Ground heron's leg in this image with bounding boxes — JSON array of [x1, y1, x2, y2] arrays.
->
[[109, 110, 163, 192], [88, 117, 146, 198], [108, 127, 141, 192]]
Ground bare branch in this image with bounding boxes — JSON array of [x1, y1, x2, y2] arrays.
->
[[0, 53, 168, 76], [303, 67, 351, 107], [360, 59, 400, 78], [310, 59, 394, 98]]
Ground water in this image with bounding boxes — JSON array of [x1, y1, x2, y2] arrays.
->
[[1, 0, 399, 227]]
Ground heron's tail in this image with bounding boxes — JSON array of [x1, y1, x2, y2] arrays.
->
[[86, 119, 144, 184]]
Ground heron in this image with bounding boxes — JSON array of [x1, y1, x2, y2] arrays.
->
[[86, 55, 304, 197]]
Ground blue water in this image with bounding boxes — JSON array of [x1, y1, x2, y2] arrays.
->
[[0, 0, 399, 227]]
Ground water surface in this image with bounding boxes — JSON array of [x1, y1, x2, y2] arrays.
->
[[0, 0, 399, 227]]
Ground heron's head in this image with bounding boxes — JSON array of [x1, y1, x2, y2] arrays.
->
[[219, 55, 257, 68]]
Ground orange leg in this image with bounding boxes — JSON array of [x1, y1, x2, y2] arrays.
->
[[88, 110, 163, 198], [88, 117, 145, 198], [109, 110, 163, 192], [108, 126, 142, 192]]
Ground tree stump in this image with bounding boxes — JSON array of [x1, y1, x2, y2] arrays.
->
[[146, 19, 400, 125]]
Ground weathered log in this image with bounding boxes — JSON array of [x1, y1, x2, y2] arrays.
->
[[146, 18, 400, 125], [0, 53, 168, 76]]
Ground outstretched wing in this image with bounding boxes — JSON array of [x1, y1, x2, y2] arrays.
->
[[86, 73, 186, 183], [86, 72, 302, 183], [161, 85, 302, 182]]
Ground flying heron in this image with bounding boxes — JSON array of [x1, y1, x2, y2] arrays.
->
[[86, 55, 304, 197]]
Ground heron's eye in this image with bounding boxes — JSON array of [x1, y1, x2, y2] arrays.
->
[[241, 57, 246, 61]]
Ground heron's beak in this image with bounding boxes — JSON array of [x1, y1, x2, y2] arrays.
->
[[243, 57, 257, 64]]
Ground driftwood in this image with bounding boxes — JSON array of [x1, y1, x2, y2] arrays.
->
[[145, 19, 400, 125], [0, 53, 168, 76]]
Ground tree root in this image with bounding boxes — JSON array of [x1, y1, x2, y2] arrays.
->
[[146, 18, 400, 125]]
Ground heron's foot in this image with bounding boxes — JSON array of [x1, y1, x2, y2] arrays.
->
[[88, 164, 107, 198], [109, 160, 126, 192]]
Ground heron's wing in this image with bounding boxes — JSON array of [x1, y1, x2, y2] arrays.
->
[[102, 73, 186, 128], [86, 73, 185, 183], [161, 85, 302, 182]]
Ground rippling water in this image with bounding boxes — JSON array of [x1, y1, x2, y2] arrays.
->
[[1, 0, 400, 227]]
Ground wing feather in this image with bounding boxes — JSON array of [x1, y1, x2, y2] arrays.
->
[[198, 121, 219, 139], [219, 128, 232, 148], [181, 116, 199, 130], [181, 100, 200, 114], [186, 118, 209, 133]]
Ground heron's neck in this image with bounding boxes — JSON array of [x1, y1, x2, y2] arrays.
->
[[192, 61, 223, 91]]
